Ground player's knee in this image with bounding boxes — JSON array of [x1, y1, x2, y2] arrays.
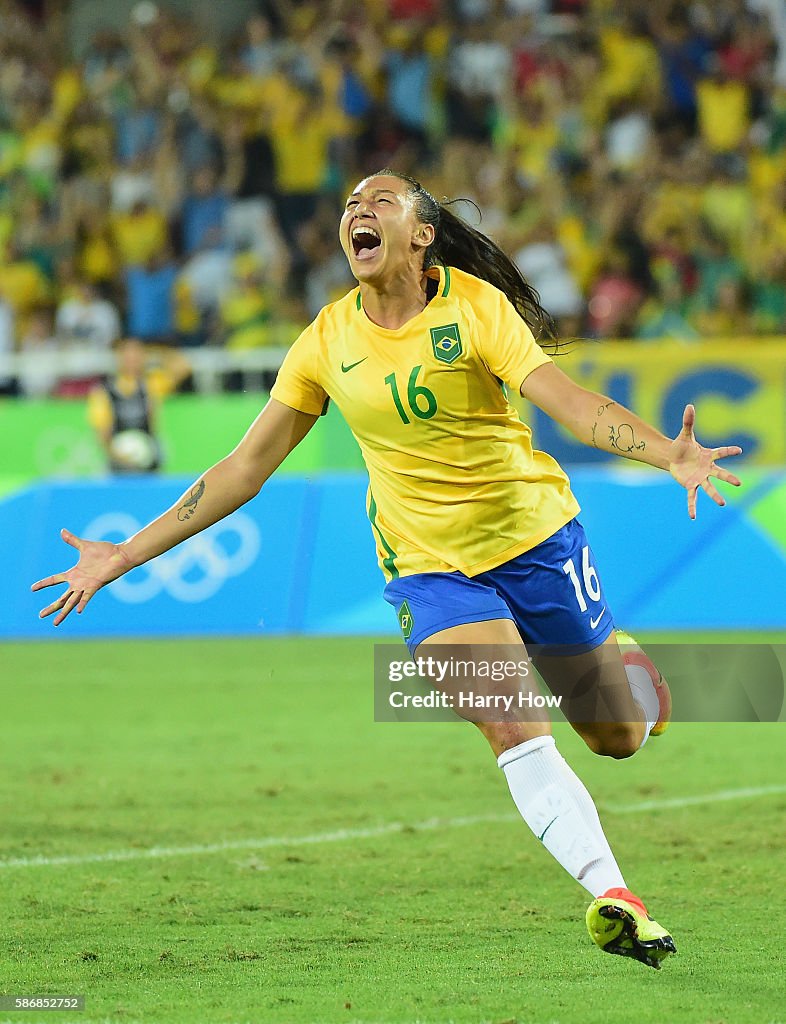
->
[[585, 723, 641, 759]]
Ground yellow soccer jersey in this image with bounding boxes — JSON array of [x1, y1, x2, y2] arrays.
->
[[270, 265, 580, 581]]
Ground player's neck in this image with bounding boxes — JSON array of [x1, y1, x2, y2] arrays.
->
[[359, 272, 430, 330], [114, 372, 143, 393]]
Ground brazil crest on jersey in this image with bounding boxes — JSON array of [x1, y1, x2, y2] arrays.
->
[[270, 265, 580, 581]]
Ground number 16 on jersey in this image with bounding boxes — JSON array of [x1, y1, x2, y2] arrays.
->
[[562, 545, 601, 612]]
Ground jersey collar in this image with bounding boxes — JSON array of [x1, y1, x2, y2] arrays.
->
[[354, 264, 451, 312]]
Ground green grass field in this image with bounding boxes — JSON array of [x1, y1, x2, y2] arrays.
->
[[0, 637, 784, 1024]]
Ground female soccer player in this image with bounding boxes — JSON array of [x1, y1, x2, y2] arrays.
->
[[32, 171, 742, 969]]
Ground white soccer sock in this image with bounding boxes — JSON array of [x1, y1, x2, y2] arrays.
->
[[623, 658, 660, 748], [498, 735, 626, 897]]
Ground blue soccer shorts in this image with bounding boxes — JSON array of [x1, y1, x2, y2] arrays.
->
[[383, 518, 615, 656]]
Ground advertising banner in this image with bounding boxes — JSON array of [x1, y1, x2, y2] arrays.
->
[[526, 340, 786, 466], [4, 469, 786, 639], [0, 394, 364, 480], [2, 341, 785, 484]]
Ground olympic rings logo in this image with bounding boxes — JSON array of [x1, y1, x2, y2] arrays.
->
[[82, 512, 261, 604], [37, 427, 104, 477]]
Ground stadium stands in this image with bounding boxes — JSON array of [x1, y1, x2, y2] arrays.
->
[[0, 0, 785, 398]]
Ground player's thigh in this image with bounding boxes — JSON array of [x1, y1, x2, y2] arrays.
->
[[417, 618, 552, 757], [385, 570, 551, 755], [532, 631, 644, 757]]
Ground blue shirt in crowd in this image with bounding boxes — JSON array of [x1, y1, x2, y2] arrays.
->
[[125, 263, 177, 339]]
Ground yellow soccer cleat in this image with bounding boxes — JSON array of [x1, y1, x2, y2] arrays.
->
[[616, 629, 672, 737], [586, 887, 676, 970]]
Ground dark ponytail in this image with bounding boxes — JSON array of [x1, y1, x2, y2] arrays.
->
[[374, 168, 560, 354]]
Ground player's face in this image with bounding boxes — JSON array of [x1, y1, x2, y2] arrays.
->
[[339, 175, 433, 283]]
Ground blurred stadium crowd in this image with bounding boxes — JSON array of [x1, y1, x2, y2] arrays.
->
[[1, 0, 786, 397]]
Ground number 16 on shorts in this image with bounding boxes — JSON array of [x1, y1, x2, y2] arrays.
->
[[562, 545, 602, 614]]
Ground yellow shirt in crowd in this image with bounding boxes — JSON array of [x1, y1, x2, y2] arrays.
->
[[598, 26, 662, 108], [0, 258, 50, 315], [271, 265, 579, 581], [111, 208, 169, 266], [261, 74, 348, 194], [696, 79, 750, 153]]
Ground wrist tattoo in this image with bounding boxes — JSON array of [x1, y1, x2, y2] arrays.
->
[[597, 401, 617, 416], [591, 422, 599, 448], [177, 480, 206, 521], [609, 424, 646, 453]]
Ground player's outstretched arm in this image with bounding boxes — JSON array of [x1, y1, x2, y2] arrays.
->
[[521, 362, 742, 519], [31, 400, 318, 625]]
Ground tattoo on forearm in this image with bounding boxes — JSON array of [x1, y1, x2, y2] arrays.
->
[[177, 480, 206, 521], [608, 424, 646, 453], [592, 402, 617, 447]]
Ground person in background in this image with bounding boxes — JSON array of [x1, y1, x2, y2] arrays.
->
[[267, 74, 348, 256], [692, 277, 751, 338], [111, 197, 169, 268], [180, 163, 236, 257], [750, 250, 786, 334], [87, 336, 190, 474], [55, 280, 121, 349], [16, 307, 60, 398], [635, 264, 700, 341], [219, 251, 275, 351], [385, 21, 437, 161], [0, 293, 15, 395], [241, 13, 282, 79], [124, 249, 178, 344], [0, 241, 52, 332]]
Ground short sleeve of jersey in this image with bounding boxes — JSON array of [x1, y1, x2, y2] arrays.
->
[[270, 321, 328, 416], [475, 289, 552, 393], [87, 386, 111, 433]]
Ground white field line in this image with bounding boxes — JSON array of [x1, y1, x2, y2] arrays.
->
[[1, 784, 784, 872], [613, 783, 786, 813]]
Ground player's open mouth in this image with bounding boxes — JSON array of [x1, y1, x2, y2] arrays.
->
[[351, 225, 382, 262]]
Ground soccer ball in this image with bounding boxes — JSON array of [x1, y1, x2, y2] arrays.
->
[[109, 430, 158, 471]]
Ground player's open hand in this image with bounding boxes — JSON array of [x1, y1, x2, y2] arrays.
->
[[31, 529, 134, 626], [668, 404, 742, 520]]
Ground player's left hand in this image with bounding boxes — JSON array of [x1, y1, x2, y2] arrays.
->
[[668, 404, 742, 519]]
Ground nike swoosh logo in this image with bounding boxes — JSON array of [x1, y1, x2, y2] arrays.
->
[[341, 357, 368, 373], [538, 815, 558, 842], [590, 607, 606, 629]]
